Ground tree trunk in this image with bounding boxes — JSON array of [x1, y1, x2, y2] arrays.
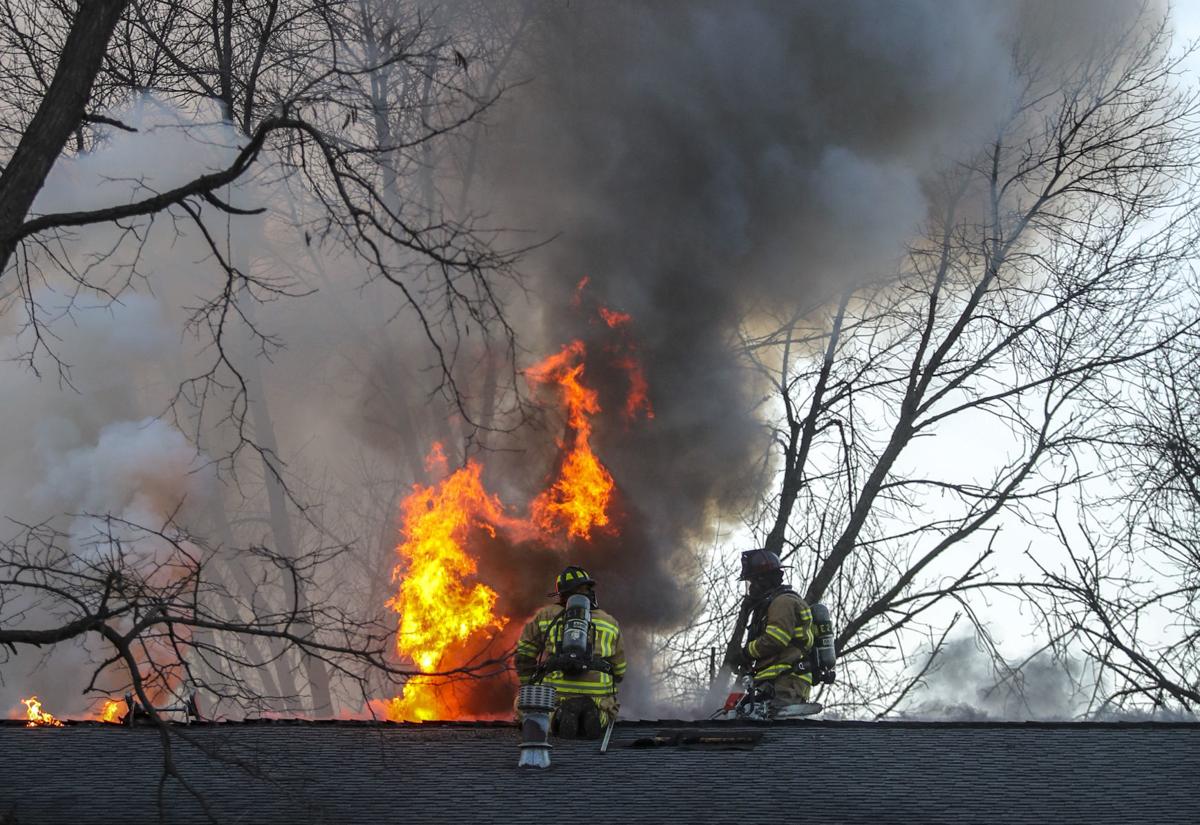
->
[[764, 293, 852, 559], [208, 497, 291, 711], [235, 263, 335, 716], [221, 213, 334, 716], [0, 0, 129, 272], [245, 370, 335, 716]]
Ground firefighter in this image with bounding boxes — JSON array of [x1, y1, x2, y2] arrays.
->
[[514, 566, 626, 739], [736, 548, 815, 708]]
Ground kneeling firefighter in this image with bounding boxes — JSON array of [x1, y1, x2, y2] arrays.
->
[[735, 549, 816, 708], [514, 566, 626, 739]]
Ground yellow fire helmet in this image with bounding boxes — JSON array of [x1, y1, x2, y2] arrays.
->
[[552, 565, 596, 596]]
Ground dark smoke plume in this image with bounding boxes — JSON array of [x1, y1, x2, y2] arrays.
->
[[1, 2, 1161, 720], [472, 0, 1087, 641]]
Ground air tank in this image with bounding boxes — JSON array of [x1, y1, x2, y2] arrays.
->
[[811, 602, 837, 680], [560, 593, 592, 667]]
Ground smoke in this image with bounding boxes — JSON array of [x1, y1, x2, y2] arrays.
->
[[0, 287, 212, 716], [37, 418, 206, 526], [0, 104, 252, 716], [469, 1, 1159, 636], [0, 94, 522, 717], [0, 286, 213, 546], [902, 632, 1191, 721], [0, 2, 1168, 720], [898, 637, 1089, 721], [0, 93, 484, 717]]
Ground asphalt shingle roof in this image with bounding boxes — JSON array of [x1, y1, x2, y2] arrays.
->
[[2, 719, 1197, 824]]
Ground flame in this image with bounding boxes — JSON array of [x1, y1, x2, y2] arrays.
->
[[617, 355, 655, 421], [595, 299, 653, 421], [572, 276, 590, 307], [21, 696, 64, 728], [377, 295, 655, 721], [424, 440, 449, 476], [527, 341, 615, 540], [378, 678, 442, 722], [598, 306, 631, 328], [383, 449, 511, 720], [98, 700, 124, 724]]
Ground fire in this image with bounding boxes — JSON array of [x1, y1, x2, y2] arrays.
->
[[379, 677, 442, 723], [572, 276, 590, 307], [98, 699, 124, 724], [21, 696, 64, 728], [378, 287, 654, 721], [527, 340, 615, 540], [598, 306, 631, 328], [617, 355, 654, 421], [383, 450, 512, 720]]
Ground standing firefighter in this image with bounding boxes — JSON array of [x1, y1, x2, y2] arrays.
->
[[735, 548, 815, 708], [514, 566, 626, 739]]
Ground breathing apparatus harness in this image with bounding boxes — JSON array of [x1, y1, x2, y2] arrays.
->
[[746, 585, 838, 686], [531, 592, 616, 684]]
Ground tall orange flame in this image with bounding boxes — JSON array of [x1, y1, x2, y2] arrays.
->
[[527, 341, 615, 540], [21, 696, 64, 728], [98, 700, 124, 724], [377, 302, 653, 721], [382, 449, 512, 721]]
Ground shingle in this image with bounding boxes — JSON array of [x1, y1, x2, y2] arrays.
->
[[1, 719, 1197, 824]]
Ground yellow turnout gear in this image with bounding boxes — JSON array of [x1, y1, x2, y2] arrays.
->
[[514, 603, 626, 723], [745, 589, 814, 701]]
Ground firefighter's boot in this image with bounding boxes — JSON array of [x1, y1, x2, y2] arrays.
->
[[555, 696, 603, 739]]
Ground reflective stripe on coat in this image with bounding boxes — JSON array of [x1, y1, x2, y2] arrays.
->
[[746, 590, 814, 686], [513, 604, 626, 700]]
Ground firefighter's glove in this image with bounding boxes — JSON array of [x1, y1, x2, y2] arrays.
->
[[731, 646, 753, 675]]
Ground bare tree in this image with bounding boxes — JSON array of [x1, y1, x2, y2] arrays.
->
[[0, 0, 521, 419], [0, 0, 529, 725], [0, 513, 508, 814], [688, 15, 1200, 715], [1032, 326, 1200, 715]]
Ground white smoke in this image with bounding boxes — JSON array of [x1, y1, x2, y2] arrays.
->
[[0, 93, 440, 717], [0, 3, 1176, 720], [0, 103, 237, 716], [897, 636, 1089, 721]]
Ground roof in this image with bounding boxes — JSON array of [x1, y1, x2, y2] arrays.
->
[[2, 718, 1198, 824]]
